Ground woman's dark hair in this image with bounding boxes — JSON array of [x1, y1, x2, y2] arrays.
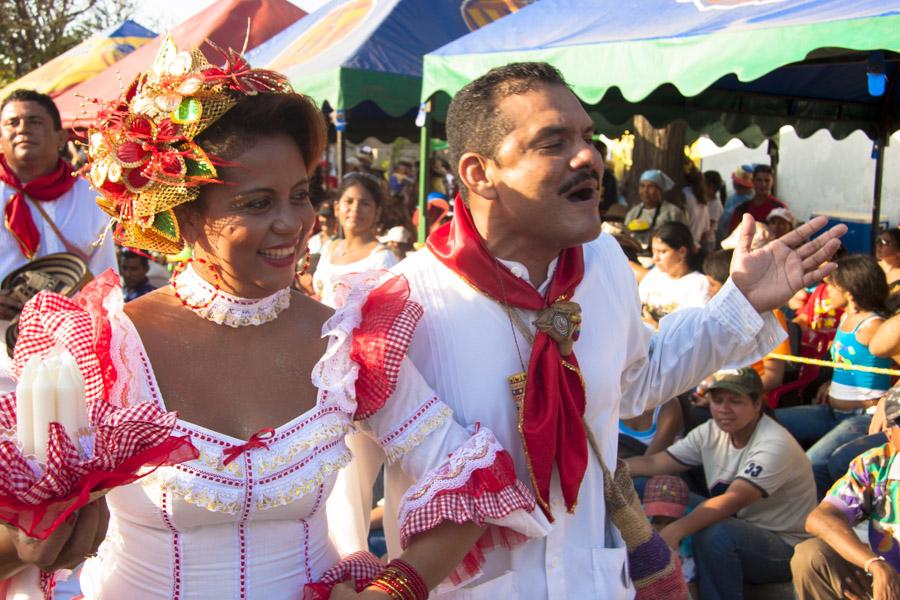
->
[[338, 172, 387, 208], [831, 254, 889, 314], [195, 93, 326, 170], [653, 221, 701, 271], [703, 170, 726, 205]]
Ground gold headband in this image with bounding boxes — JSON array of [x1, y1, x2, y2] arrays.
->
[[84, 36, 292, 254]]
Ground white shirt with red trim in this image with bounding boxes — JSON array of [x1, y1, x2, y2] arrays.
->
[[378, 233, 785, 599]]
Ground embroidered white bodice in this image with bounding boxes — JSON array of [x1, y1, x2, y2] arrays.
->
[[79, 311, 355, 600]]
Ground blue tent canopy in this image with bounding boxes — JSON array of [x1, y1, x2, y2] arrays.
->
[[249, 0, 484, 118]]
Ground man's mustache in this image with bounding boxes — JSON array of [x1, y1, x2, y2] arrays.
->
[[558, 170, 600, 196]]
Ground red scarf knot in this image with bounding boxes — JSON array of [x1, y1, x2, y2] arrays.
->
[[222, 428, 276, 466], [1, 155, 78, 259], [427, 195, 588, 521]]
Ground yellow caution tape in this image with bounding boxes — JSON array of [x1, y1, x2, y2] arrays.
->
[[768, 353, 900, 377]]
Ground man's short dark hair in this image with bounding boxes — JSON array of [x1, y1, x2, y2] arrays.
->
[[703, 249, 733, 284], [753, 164, 773, 177], [1, 89, 62, 130], [121, 250, 149, 268], [446, 62, 569, 192]]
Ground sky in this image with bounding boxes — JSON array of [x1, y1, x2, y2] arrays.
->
[[133, 0, 331, 31]]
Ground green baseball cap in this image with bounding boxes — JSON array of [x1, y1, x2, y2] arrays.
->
[[707, 367, 763, 398]]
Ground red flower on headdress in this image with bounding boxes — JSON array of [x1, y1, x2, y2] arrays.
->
[[202, 40, 290, 95]]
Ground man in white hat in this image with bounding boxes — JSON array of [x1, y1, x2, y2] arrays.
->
[[624, 169, 686, 249]]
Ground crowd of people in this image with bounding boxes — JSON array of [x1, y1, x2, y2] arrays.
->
[[606, 156, 900, 597], [0, 36, 893, 600]]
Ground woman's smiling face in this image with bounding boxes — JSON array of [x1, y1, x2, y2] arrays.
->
[[182, 133, 313, 298]]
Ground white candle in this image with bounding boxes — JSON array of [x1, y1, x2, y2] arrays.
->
[[15, 356, 41, 456], [31, 357, 60, 464], [56, 352, 89, 444]]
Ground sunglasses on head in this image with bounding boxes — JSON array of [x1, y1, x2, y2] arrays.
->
[[878, 237, 896, 246]]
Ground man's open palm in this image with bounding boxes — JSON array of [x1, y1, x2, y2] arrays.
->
[[730, 214, 846, 313]]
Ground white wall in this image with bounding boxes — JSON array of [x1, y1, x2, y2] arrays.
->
[[700, 127, 900, 227]]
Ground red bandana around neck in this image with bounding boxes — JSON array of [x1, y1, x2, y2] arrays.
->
[[427, 195, 587, 520], [1, 155, 77, 259]]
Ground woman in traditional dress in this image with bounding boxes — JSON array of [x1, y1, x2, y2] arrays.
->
[[313, 173, 398, 308], [0, 39, 539, 599]]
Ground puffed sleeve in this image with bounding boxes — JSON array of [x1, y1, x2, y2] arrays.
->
[[313, 273, 546, 586]]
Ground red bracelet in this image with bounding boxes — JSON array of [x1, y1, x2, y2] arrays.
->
[[388, 559, 428, 599]]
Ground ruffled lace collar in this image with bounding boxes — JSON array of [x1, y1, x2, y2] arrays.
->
[[171, 263, 291, 328]]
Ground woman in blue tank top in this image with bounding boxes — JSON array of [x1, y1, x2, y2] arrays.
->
[[776, 254, 894, 498]]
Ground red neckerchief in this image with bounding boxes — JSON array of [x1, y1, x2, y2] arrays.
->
[[1, 155, 77, 259], [427, 195, 586, 519]]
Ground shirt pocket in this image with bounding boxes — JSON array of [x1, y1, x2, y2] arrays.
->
[[592, 547, 633, 599], [433, 570, 517, 599]]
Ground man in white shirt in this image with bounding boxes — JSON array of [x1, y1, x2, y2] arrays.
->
[[0, 90, 117, 316], [377, 63, 844, 599], [0, 90, 117, 384]]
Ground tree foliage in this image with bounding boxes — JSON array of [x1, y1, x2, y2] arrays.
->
[[0, 0, 135, 86]]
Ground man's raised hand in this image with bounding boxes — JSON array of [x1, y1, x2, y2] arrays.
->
[[730, 213, 847, 314]]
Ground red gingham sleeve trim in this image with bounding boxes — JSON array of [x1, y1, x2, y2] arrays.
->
[[350, 274, 423, 420], [397, 429, 536, 586]]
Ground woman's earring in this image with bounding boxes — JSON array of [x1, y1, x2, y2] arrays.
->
[[295, 247, 311, 287]]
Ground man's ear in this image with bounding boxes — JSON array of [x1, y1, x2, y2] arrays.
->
[[458, 152, 498, 201], [56, 130, 69, 154]]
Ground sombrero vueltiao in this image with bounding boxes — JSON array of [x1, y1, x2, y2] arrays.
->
[[2, 253, 91, 355]]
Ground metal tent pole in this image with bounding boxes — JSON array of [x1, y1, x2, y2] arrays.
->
[[417, 100, 433, 244], [871, 132, 886, 254]]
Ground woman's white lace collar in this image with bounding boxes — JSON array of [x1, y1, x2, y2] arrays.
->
[[172, 263, 291, 327]]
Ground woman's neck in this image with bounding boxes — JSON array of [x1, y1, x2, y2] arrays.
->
[[341, 232, 377, 250], [844, 299, 866, 316]]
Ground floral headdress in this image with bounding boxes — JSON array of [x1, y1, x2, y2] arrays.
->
[[85, 36, 292, 254]]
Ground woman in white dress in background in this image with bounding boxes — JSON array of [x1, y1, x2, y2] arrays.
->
[[313, 174, 398, 308]]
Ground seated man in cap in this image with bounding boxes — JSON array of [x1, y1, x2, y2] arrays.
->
[[628, 367, 817, 600], [624, 169, 686, 249]]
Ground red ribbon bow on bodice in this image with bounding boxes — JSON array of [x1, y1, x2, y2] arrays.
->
[[222, 428, 275, 466]]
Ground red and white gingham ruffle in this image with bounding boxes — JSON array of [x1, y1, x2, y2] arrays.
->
[[313, 271, 423, 421], [0, 270, 196, 539], [398, 427, 536, 586], [302, 550, 384, 600]]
